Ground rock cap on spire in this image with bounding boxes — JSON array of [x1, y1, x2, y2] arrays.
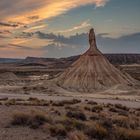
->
[[88, 28, 97, 52]]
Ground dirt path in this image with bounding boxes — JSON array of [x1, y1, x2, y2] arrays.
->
[[0, 93, 140, 108]]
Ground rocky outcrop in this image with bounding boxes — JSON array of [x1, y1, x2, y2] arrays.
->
[[55, 28, 136, 92]]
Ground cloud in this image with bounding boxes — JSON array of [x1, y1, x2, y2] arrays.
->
[[97, 32, 140, 53], [28, 16, 40, 20], [39, 31, 140, 57], [18, 30, 140, 53], [0, 22, 19, 27], [16, 32, 34, 39], [0, 30, 11, 34], [97, 33, 110, 37], [57, 20, 91, 33], [0, 0, 109, 24], [0, 30, 12, 39], [0, 35, 9, 39], [35, 31, 88, 46], [0, 31, 140, 58], [0, 0, 109, 47], [24, 24, 47, 32], [9, 44, 33, 50]]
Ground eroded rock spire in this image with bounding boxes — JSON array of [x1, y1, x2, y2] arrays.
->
[[89, 28, 97, 51], [55, 28, 136, 92]]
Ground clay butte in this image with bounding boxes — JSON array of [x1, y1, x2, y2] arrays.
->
[[55, 28, 136, 92]]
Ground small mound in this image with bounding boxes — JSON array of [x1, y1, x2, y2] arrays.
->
[[0, 72, 19, 80]]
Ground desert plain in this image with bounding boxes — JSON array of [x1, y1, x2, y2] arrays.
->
[[0, 55, 140, 140]]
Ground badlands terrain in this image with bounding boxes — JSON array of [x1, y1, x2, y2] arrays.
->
[[0, 29, 140, 140], [0, 57, 140, 140]]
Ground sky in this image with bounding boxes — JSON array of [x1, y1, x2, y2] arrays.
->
[[0, 0, 140, 58]]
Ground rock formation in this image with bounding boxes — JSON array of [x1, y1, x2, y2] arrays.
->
[[56, 28, 136, 92]]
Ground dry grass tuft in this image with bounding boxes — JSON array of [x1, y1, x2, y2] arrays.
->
[[56, 117, 86, 131], [84, 106, 91, 111], [115, 104, 129, 111], [0, 97, 8, 101], [11, 111, 52, 129], [8, 99, 140, 140], [85, 122, 108, 139], [5, 99, 16, 106], [115, 127, 140, 140], [11, 112, 31, 126], [52, 101, 65, 106], [112, 116, 129, 128], [92, 105, 103, 112], [52, 99, 81, 107], [49, 124, 67, 137], [109, 107, 119, 113], [66, 111, 87, 121], [87, 101, 98, 105], [68, 131, 88, 140]]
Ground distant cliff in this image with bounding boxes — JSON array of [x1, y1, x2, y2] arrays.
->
[[105, 54, 140, 64], [60, 54, 140, 66], [0, 58, 22, 63], [0, 54, 140, 65]]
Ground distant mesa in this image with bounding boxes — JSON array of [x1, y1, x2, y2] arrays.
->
[[55, 28, 137, 92]]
